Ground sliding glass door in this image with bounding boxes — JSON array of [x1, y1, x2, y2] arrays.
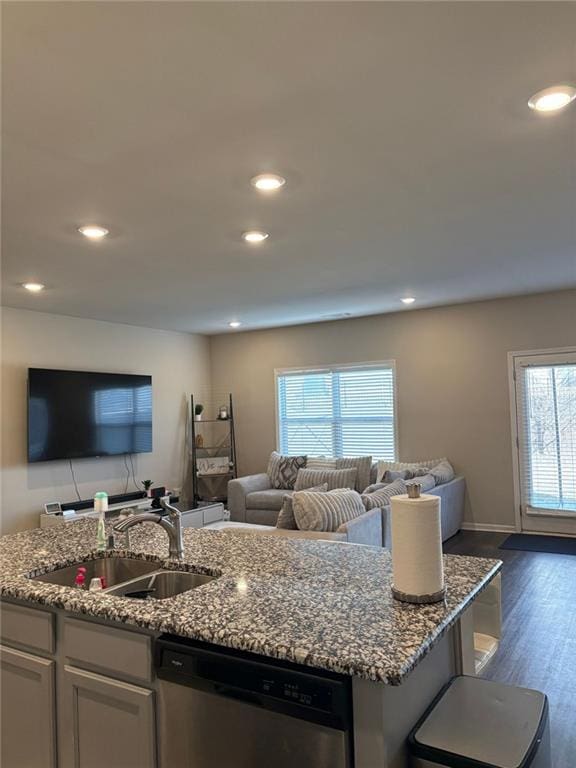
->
[[512, 350, 576, 534]]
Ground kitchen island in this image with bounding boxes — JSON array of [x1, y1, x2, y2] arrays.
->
[[0, 519, 502, 768]]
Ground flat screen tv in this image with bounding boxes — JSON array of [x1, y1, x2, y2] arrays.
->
[[28, 368, 153, 463]]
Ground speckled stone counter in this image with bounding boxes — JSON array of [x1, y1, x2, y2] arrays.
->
[[0, 520, 501, 685]]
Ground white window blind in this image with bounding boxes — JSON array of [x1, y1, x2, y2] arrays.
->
[[516, 357, 576, 513], [276, 363, 397, 459]]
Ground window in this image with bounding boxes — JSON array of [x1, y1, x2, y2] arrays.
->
[[276, 363, 397, 459], [514, 352, 576, 515]]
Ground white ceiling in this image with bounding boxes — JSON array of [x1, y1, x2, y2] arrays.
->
[[2, 2, 575, 335]]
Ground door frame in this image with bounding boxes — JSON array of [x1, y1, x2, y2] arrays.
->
[[508, 346, 576, 535]]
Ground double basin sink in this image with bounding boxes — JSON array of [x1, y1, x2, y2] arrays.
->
[[31, 557, 216, 600]]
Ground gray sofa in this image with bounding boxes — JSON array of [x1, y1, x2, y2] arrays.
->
[[228, 474, 466, 545], [213, 506, 382, 547]]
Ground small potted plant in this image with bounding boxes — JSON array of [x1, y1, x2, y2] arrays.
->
[[194, 403, 204, 422], [142, 480, 154, 497]]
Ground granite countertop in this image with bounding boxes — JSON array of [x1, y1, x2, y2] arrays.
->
[[0, 520, 501, 685]]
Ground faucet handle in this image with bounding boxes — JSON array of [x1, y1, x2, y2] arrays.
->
[[159, 498, 181, 519]]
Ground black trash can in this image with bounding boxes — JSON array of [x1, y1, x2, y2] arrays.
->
[[409, 676, 550, 768]]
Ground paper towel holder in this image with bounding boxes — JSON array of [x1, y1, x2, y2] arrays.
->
[[391, 483, 447, 604]]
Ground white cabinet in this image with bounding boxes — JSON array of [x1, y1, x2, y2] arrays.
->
[[60, 665, 156, 768], [0, 644, 57, 768]]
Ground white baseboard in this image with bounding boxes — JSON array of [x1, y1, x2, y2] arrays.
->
[[461, 522, 517, 533]]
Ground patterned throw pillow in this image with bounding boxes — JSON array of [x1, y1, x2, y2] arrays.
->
[[336, 456, 372, 492], [267, 451, 307, 490], [292, 489, 366, 532], [276, 483, 328, 529], [360, 478, 407, 510], [429, 460, 455, 485], [294, 467, 358, 492]]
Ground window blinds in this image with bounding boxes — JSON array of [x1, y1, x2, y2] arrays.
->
[[276, 364, 397, 459], [517, 361, 576, 513]]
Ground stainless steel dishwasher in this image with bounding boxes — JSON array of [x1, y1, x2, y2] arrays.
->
[[155, 635, 354, 768]]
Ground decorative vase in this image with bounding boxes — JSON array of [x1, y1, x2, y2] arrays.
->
[[194, 414, 202, 422]]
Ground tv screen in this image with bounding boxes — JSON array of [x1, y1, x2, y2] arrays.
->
[[28, 368, 153, 463]]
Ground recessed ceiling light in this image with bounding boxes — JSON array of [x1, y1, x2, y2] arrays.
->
[[78, 225, 109, 240], [228, 321, 242, 328], [251, 173, 286, 192], [528, 85, 576, 113], [22, 282, 45, 293], [401, 297, 416, 305], [242, 230, 269, 243]]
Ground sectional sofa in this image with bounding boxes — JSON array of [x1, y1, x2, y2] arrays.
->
[[228, 471, 465, 546]]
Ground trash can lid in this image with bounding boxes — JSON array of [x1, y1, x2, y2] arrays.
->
[[410, 676, 548, 768]]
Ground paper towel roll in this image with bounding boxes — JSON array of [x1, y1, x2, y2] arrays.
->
[[390, 493, 445, 603]]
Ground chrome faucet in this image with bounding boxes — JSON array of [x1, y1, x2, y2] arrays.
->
[[113, 499, 184, 561]]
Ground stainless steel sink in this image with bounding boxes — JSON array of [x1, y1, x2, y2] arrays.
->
[[30, 557, 160, 588], [105, 571, 216, 599]]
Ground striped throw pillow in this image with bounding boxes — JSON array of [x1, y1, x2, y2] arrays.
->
[[294, 467, 357, 492], [307, 457, 338, 471], [336, 456, 372, 492], [361, 479, 406, 510], [293, 489, 365, 532], [276, 483, 328, 529]]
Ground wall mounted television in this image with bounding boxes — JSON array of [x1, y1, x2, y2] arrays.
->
[[28, 368, 153, 463]]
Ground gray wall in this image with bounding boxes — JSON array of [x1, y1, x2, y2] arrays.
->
[[210, 290, 576, 529], [1, 307, 211, 533]]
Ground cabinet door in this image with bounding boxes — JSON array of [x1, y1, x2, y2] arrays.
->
[[60, 665, 156, 768], [0, 644, 56, 768]]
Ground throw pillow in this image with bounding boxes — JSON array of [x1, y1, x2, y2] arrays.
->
[[361, 478, 407, 510], [293, 489, 366, 532], [429, 459, 455, 485], [363, 482, 388, 494], [376, 458, 447, 483], [306, 457, 338, 471], [276, 483, 328, 529], [336, 456, 372, 492], [383, 469, 412, 483], [294, 467, 358, 492], [267, 451, 307, 490], [405, 474, 436, 493]]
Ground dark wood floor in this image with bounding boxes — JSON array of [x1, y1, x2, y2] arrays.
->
[[444, 530, 576, 768]]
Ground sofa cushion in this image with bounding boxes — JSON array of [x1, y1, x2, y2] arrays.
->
[[336, 456, 372, 492], [246, 488, 291, 511], [267, 451, 307, 490], [293, 489, 366, 532], [294, 467, 357, 491], [277, 483, 328, 529], [376, 457, 447, 483], [361, 479, 406, 510], [430, 459, 455, 485]]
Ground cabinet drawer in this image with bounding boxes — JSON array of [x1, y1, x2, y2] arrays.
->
[[63, 618, 152, 683], [0, 601, 55, 654]]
